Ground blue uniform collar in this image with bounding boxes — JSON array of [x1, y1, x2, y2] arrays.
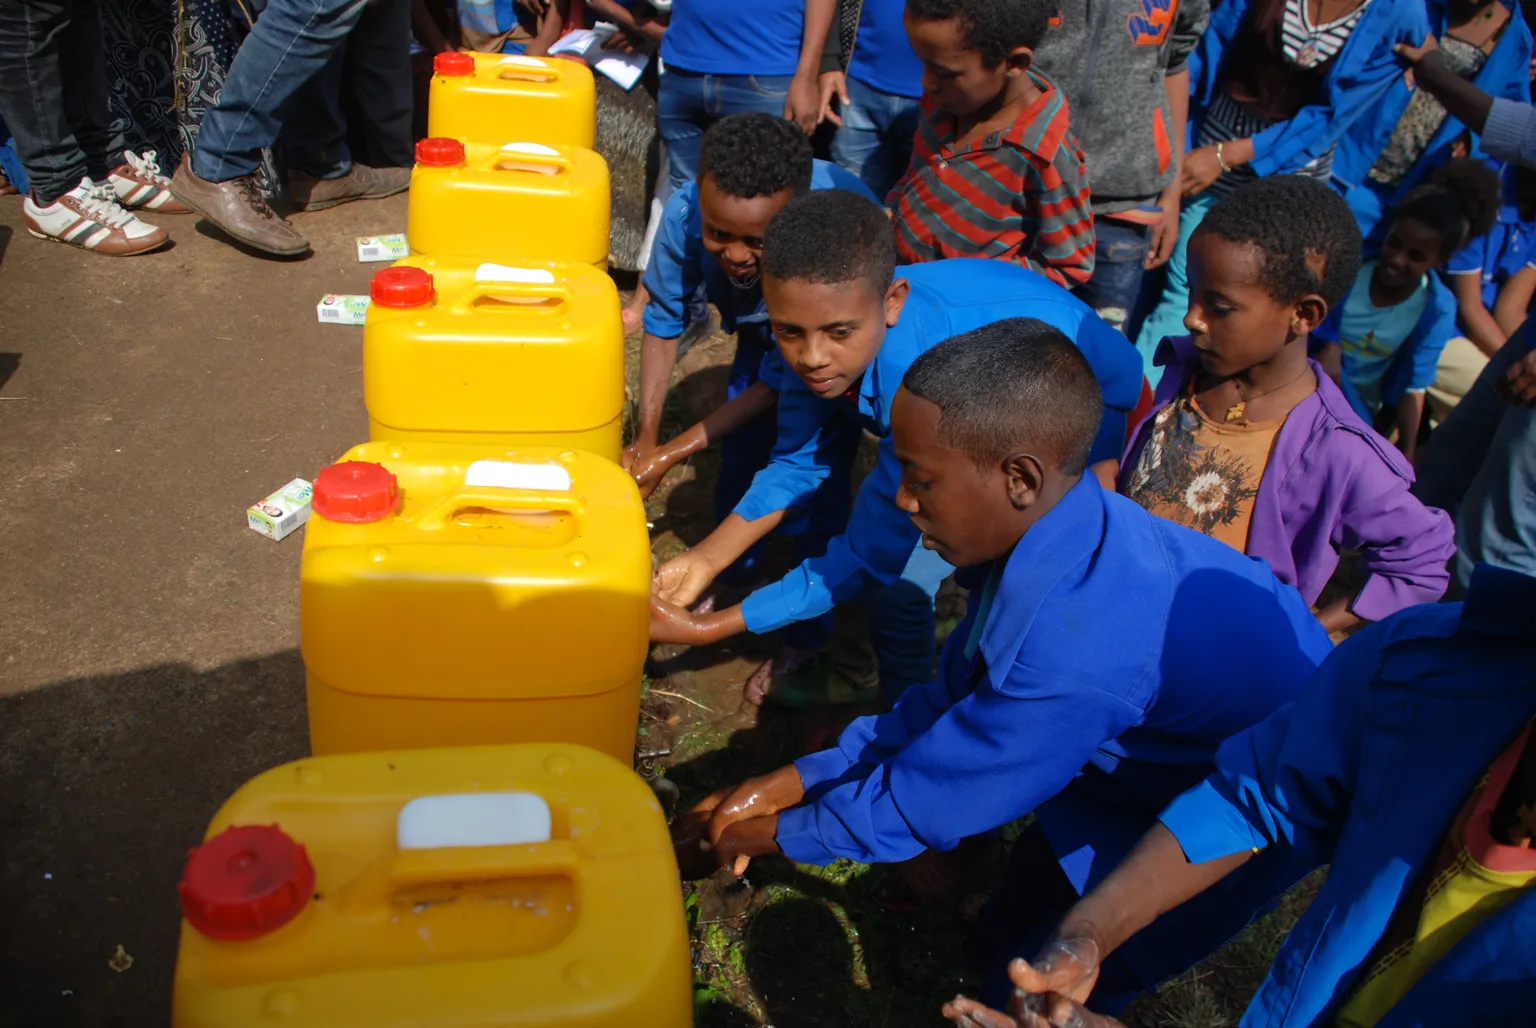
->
[[977, 474, 1102, 686], [1460, 565, 1536, 640]]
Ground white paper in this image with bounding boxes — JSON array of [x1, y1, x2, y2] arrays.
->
[[547, 23, 650, 91]]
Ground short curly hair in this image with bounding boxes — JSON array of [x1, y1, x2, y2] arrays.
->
[[905, 0, 1053, 66], [1195, 177, 1362, 309], [761, 190, 897, 293], [696, 113, 815, 199], [903, 318, 1102, 474]]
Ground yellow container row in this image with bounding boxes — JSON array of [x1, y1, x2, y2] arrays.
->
[[173, 58, 687, 1028]]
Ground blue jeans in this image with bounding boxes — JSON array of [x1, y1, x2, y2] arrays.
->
[[0, 0, 125, 204], [829, 75, 920, 202], [865, 541, 954, 706], [192, 0, 372, 182], [1075, 219, 1151, 335], [1413, 324, 1536, 594], [1133, 193, 1217, 384], [656, 68, 794, 192]]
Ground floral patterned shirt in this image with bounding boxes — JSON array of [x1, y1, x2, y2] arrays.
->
[[1122, 390, 1288, 553]]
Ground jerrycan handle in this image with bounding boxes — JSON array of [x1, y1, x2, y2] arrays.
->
[[414, 460, 583, 530], [390, 792, 578, 886], [447, 264, 572, 313], [483, 141, 569, 176], [495, 54, 561, 82]]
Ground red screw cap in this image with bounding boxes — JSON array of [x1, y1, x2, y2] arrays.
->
[[370, 266, 435, 308], [434, 51, 475, 76], [178, 825, 315, 941], [414, 137, 465, 167], [312, 461, 400, 523]]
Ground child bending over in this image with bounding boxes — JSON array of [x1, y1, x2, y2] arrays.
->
[[1122, 176, 1455, 632], [673, 319, 1334, 1012], [888, 0, 1094, 287]]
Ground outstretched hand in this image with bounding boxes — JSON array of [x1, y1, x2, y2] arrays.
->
[[705, 765, 805, 850], [940, 940, 1117, 1028]]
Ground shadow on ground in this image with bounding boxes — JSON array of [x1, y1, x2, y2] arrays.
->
[[0, 651, 308, 1027]]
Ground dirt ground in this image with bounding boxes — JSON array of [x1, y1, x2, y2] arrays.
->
[[0, 192, 1297, 1028]]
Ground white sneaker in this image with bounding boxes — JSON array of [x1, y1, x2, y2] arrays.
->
[[23, 177, 170, 256], [104, 150, 190, 213]]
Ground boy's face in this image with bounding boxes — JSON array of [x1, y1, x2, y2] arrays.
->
[[1375, 217, 1443, 292], [762, 273, 910, 399], [904, 13, 1030, 117], [1184, 230, 1321, 378], [698, 174, 796, 283], [891, 389, 1027, 568]]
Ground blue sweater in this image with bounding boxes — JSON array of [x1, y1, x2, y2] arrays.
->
[[1160, 564, 1536, 1027], [1187, 0, 1428, 178], [777, 474, 1332, 887], [1334, 1, 1532, 207], [736, 260, 1144, 634]]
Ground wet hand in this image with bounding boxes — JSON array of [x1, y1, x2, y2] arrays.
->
[[818, 71, 849, 127], [652, 551, 718, 607], [649, 595, 717, 644], [1179, 146, 1224, 197], [785, 71, 824, 135], [671, 787, 733, 878], [712, 814, 782, 877], [705, 765, 805, 850], [1009, 938, 1104, 1007]]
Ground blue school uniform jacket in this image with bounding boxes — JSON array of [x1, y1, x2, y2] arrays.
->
[[640, 159, 875, 341], [1187, 0, 1429, 178], [776, 476, 1334, 974], [1313, 268, 1460, 420], [735, 259, 1144, 634], [1334, 1, 1532, 213], [1159, 564, 1536, 1027]]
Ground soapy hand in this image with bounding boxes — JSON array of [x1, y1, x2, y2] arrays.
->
[[941, 939, 1116, 1028], [705, 765, 805, 851], [652, 551, 718, 607]]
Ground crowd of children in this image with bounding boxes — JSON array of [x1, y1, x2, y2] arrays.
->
[[604, 1, 1536, 1025]]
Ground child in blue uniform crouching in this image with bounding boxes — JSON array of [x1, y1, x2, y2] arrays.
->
[[670, 318, 1334, 1008]]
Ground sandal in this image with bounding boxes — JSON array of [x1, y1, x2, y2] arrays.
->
[[745, 650, 880, 709]]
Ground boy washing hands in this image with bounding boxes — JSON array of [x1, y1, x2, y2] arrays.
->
[[671, 319, 1335, 1004]]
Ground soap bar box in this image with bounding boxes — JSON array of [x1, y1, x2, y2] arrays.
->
[[248, 478, 313, 541], [317, 294, 370, 325]]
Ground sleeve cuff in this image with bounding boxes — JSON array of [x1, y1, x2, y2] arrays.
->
[[1349, 566, 1450, 622], [1481, 98, 1536, 165], [795, 748, 856, 792], [775, 805, 835, 865], [1158, 779, 1270, 864], [741, 573, 835, 634]]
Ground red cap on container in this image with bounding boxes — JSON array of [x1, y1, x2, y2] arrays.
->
[[312, 461, 400, 523], [370, 266, 435, 308], [434, 51, 475, 76], [178, 825, 315, 941], [414, 137, 465, 167]]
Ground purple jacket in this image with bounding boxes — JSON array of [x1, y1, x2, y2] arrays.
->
[[1120, 336, 1455, 620]]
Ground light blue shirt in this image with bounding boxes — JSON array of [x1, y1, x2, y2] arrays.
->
[[1338, 261, 1429, 413]]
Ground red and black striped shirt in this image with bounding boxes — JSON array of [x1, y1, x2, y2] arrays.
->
[[886, 73, 1096, 289]]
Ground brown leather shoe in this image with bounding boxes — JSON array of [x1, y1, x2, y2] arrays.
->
[[288, 164, 412, 211], [169, 154, 309, 256]]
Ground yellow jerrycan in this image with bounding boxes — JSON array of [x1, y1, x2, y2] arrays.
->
[[300, 443, 649, 762], [428, 51, 595, 150], [171, 743, 691, 1028], [363, 259, 623, 460], [407, 137, 609, 266]]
